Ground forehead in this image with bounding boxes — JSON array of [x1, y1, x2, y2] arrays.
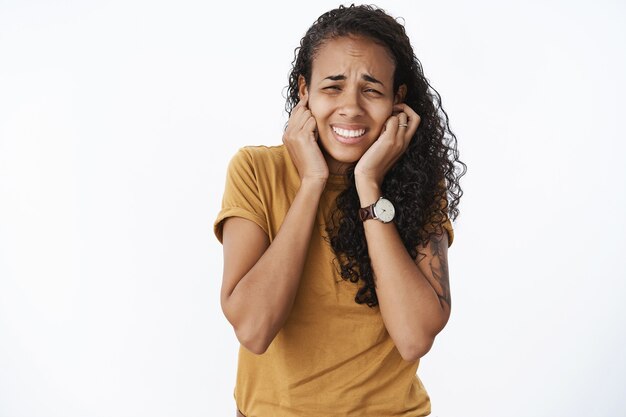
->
[[310, 35, 396, 81]]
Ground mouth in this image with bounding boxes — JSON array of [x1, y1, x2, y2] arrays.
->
[[331, 126, 367, 144]]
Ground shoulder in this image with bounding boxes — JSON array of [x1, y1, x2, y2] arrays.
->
[[232, 144, 287, 163], [229, 145, 297, 181]]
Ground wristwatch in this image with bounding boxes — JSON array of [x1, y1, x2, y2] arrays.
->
[[359, 197, 396, 223]]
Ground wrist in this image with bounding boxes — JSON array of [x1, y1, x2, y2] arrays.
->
[[359, 196, 396, 223], [356, 179, 382, 207], [300, 176, 327, 193]]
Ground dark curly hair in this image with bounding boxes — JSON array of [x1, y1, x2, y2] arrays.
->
[[284, 4, 467, 307]]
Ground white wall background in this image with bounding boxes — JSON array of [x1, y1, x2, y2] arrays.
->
[[1, 0, 625, 416]]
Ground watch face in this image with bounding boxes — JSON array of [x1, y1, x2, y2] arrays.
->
[[374, 198, 395, 223]]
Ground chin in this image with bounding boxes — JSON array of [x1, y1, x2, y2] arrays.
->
[[319, 141, 368, 168]]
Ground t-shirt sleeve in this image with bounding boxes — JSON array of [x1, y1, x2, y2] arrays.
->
[[424, 190, 455, 248], [213, 148, 269, 244], [442, 216, 454, 248], [437, 182, 454, 248]]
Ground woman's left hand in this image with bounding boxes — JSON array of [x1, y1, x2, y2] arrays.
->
[[354, 103, 421, 188]]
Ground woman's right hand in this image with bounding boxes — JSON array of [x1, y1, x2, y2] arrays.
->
[[282, 96, 329, 182]]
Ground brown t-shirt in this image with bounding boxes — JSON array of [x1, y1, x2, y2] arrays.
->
[[214, 145, 453, 417]]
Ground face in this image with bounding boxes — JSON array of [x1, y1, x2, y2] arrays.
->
[[299, 35, 406, 174]]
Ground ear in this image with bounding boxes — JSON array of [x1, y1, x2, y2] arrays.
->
[[394, 84, 407, 104], [298, 75, 308, 100]]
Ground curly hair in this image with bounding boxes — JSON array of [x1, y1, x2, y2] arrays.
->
[[284, 4, 466, 307]]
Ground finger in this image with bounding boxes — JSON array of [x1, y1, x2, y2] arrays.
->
[[288, 101, 311, 133], [290, 96, 308, 121], [397, 115, 410, 141], [411, 113, 421, 130], [393, 103, 416, 118], [295, 95, 308, 109], [382, 115, 399, 142], [395, 104, 420, 126], [304, 116, 317, 139], [391, 112, 413, 154], [400, 115, 420, 154], [294, 109, 313, 131], [395, 104, 421, 133], [393, 103, 410, 112], [292, 101, 306, 121], [295, 95, 309, 115], [406, 112, 420, 137], [397, 112, 408, 127]]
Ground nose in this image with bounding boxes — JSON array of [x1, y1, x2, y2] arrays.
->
[[338, 87, 364, 118]]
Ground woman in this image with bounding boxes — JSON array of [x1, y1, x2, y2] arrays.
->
[[214, 4, 465, 416]]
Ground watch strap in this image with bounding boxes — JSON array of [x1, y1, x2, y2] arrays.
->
[[359, 203, 376, 222]]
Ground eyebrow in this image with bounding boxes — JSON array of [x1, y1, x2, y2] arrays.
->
[[324, 74, 385, 86]]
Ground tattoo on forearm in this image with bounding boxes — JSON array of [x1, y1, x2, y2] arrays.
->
[[429, 236, 451, 308]]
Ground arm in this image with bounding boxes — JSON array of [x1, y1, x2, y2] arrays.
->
[[357, 183, 451, 362], [221, 178, 325, 354], [220, 94, 328, 354], [354, 103, 451, 361]]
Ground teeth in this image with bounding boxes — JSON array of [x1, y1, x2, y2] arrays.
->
[[332, 127, 365, 138]]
